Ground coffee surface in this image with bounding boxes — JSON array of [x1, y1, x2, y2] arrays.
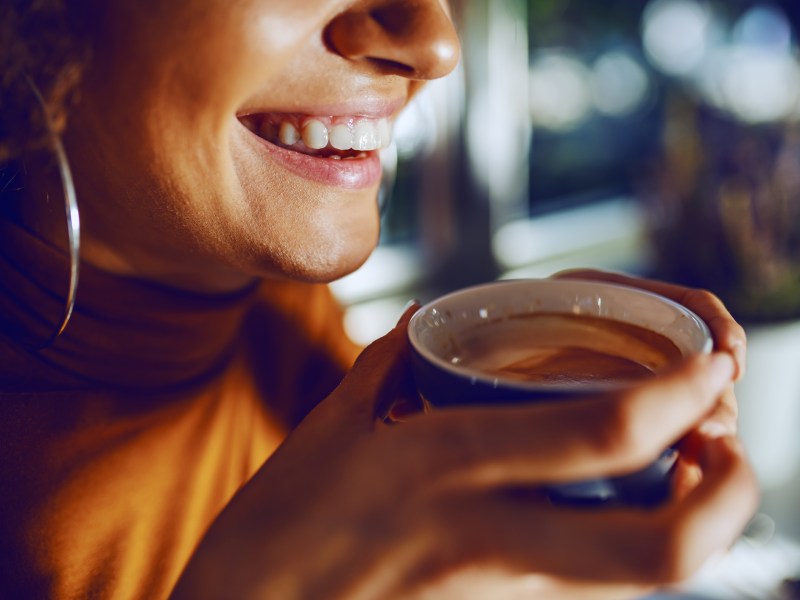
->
[[453, 313, 682, 386]]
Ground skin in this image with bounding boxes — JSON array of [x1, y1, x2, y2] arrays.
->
[[16, 0, 757, 597], [26, 0, 459, 292], [173, 301, 756, 600]]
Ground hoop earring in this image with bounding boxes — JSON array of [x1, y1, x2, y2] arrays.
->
[[21, 72, 81, 350]]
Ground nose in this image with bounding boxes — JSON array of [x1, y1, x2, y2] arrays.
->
[[325, 0, 460, 80]]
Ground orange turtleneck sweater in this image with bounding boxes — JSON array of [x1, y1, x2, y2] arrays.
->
[[0, 221, 361, 599]]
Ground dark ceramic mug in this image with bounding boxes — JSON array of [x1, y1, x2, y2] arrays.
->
[[407, 278, 712, 507]]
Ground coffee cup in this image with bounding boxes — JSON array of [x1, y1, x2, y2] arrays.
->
[[407, 278, 712, 507]]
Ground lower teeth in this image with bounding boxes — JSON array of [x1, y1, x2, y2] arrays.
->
[[328, 152, 369, 160]]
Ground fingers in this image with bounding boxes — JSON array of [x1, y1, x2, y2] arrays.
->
[[386, 395, 425, 422], [679, 288, 746, 380], [698, 385, 738, 437], [660, 435, 759, 574], [433, 435, 757, 589], [551, 269, 747, 380], [331, 301, 421, 425], [408, 565, 652, 600], [670, 452, 703, 502], [405, 352, 736, 487]]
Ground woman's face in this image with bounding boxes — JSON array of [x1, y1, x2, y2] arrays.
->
[[64, 0, 459, 291]]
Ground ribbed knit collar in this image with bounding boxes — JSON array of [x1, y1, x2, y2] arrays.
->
[[0, 219, 259, 391]]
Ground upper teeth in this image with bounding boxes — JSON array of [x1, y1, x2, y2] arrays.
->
[[301, 120, 329, 150], [279, 121, 300, 146], [249, 115, 393, 153]]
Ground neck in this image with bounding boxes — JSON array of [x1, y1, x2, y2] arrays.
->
[[0, 217, 260, 390]]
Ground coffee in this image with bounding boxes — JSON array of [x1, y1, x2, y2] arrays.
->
[[451, 313, 681, 387], [408, 279, 711, 508]]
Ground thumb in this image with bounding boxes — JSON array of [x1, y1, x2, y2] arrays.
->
[[607, 351, 736, 467], [333, 301, 422, 425]]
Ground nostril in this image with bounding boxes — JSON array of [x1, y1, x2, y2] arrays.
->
[[324, 14, 417, 74], [366, 57, 416, 77], [323, 13, 370, 58], [324, 1, 460, 81]]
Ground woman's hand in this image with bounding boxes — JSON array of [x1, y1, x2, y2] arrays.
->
[[172, 301, 757, 600], [552, 268, 747, 437]]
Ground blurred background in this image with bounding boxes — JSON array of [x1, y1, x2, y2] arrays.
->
[[332, 1, 800, 597]]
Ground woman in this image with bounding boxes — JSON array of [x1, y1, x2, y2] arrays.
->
[[0, 0, 757, 598]]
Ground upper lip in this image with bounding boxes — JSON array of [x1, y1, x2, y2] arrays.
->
[[236, 96, 406, 120]]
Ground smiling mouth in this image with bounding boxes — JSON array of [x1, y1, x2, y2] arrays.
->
[[239, 113, 392, 159]]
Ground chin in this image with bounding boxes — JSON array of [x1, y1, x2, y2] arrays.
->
[[293, 191, 381, 282], [300, 253, 372, 283], [262, 247, 375, 284], [243, 217, 380, 284]]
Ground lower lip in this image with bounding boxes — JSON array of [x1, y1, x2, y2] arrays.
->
[[243, 124, 383, 189]]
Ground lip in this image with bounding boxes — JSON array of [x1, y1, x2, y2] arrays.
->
[[238, 117, 387, 189], [237, 97, 405, 121], [235, 95, 405, 189]]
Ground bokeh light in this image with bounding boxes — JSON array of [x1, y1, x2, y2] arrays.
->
[[642, 0, 800, 124], [590, 51, 652, 117], [643, 0, 712, 76], [529, 51, 592, 131], [733, 4, 792, 51], [719, 46, 800, 123]]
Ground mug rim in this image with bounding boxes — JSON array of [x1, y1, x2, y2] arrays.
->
[[407, 278, 713, 394]]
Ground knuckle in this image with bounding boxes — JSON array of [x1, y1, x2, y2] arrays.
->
[[727, 319, 747, 340], [683, 287, 719, 309], [707, 313, 744, 340], [738, 326, 748, 344], [684, 287, 746, 340]]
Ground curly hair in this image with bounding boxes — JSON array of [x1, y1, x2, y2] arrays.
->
[[0, 0, 91, 163]]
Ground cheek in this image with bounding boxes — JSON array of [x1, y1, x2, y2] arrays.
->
[[71, 0, 381, 282]]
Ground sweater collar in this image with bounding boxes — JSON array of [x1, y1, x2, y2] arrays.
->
[[0, 219, 259, 391]]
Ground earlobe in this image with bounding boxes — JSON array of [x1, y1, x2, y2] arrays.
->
[[324, 0, 460, 80]]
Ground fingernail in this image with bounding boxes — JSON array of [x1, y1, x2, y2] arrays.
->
[[700, 550, 727, 572], [715, 434, 746, 454], [699, 419, 731, 439], [402, 298, 420, 314], [731, 342, 747, 382], [397, 299, 420, 324], [707, 352, 736, 390]]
